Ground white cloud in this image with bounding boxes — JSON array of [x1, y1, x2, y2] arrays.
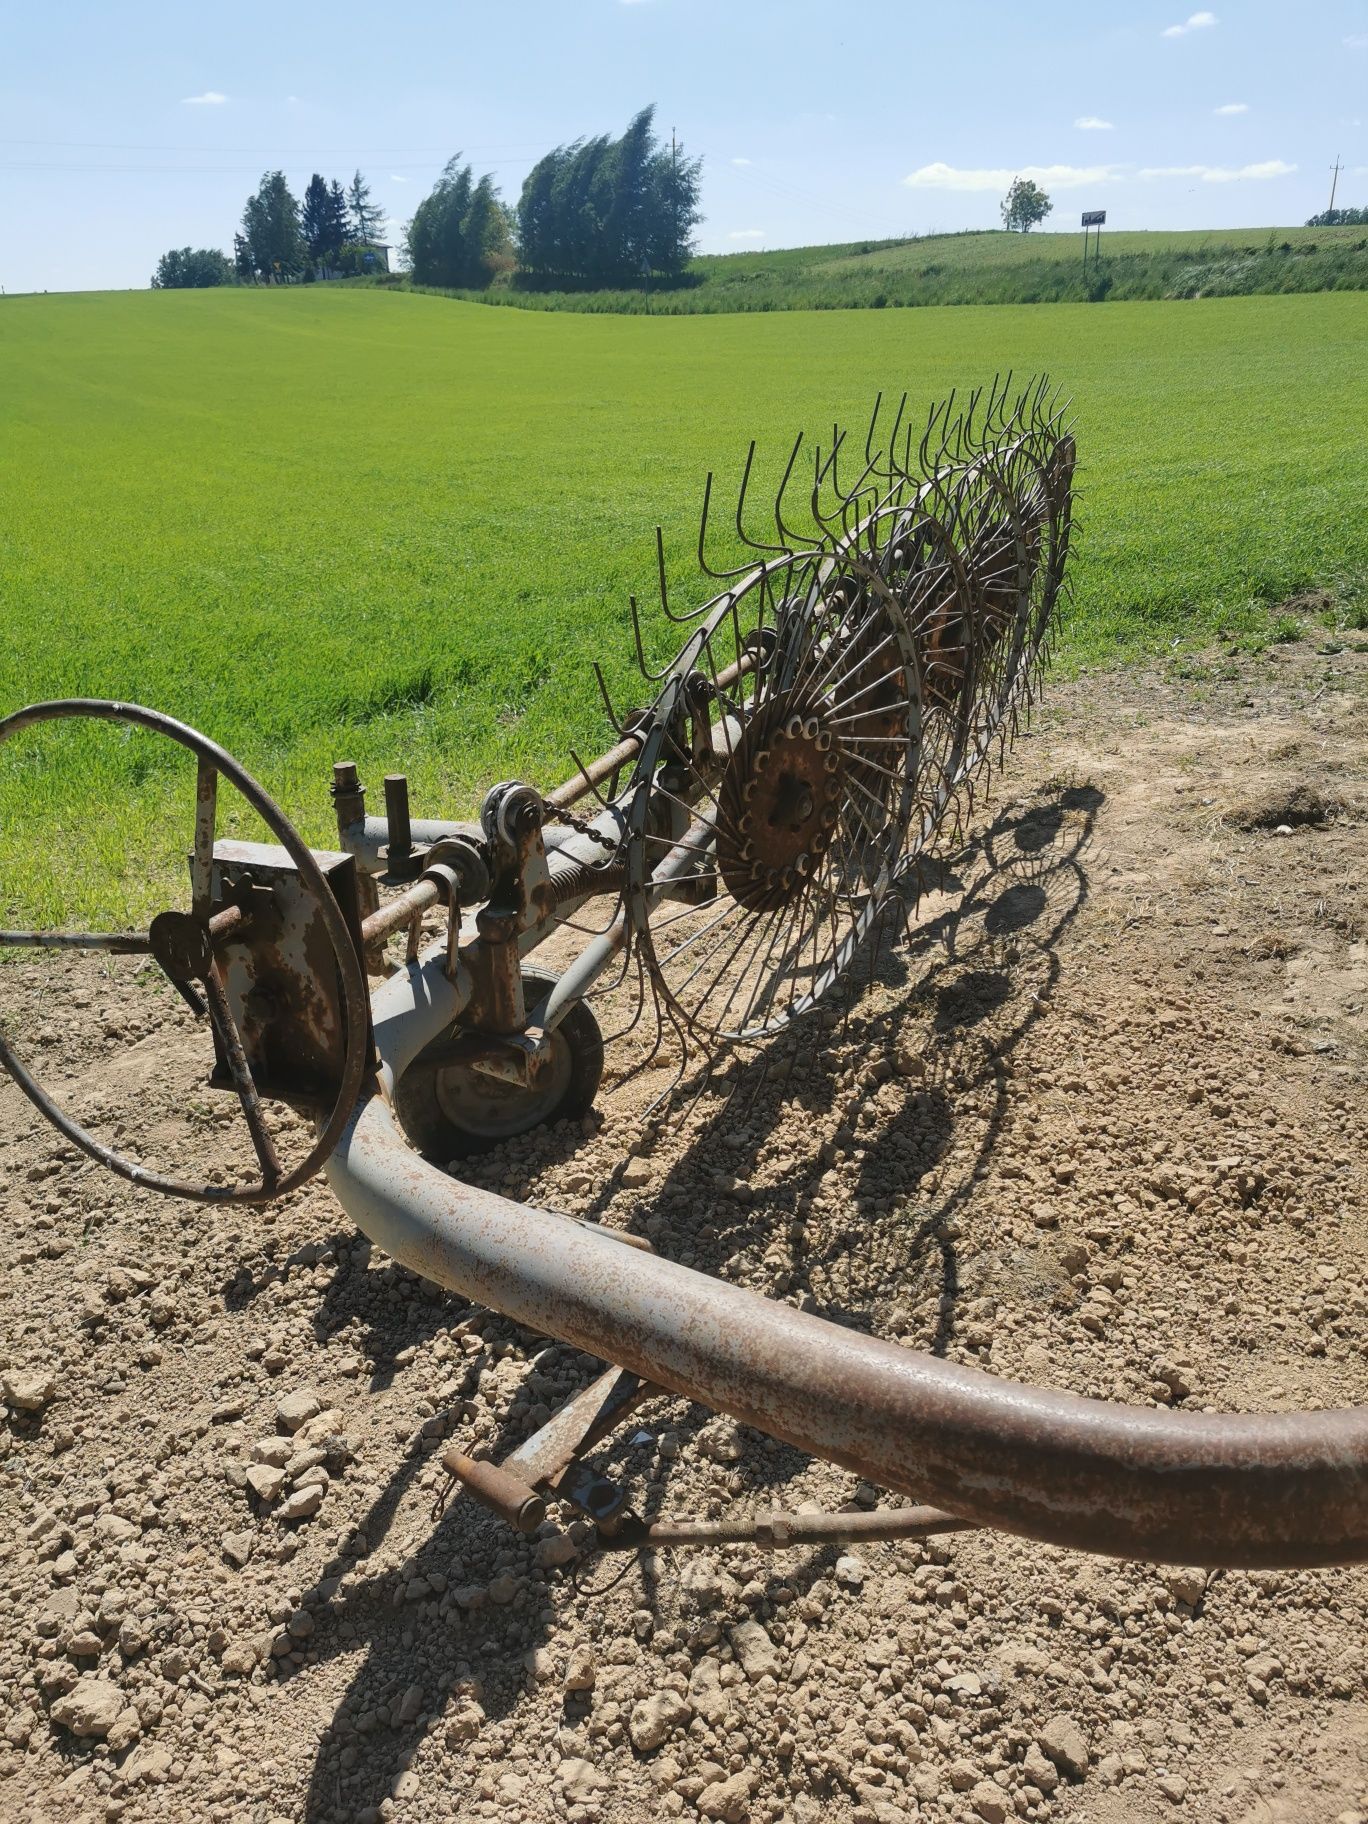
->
[[1344, 33, 1368, 49], [390, 174, 407, 183], [728, 229, 765, 241], [1213, 102, 1248, 115], [904, 161, 1120, 192], [181, 90, 227, 105], [1139, 159, 1295, 182], [730, 156, 752, 166], [1162, 10, 1217, 36], [286, 94, 301, 104], [1074, 116, 1114, 131]]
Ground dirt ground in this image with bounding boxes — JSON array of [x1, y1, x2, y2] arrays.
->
[[2, 636, 1366, 1824]]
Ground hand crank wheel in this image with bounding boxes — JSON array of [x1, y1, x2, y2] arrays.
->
[[0, 699, 370, 1204]]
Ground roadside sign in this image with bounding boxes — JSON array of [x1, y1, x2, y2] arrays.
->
[[1081, 210, 1106, 227]]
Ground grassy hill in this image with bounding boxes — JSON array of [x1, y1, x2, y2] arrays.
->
[[1, 284, 1365, 921], [383, 223, 1368, 315]]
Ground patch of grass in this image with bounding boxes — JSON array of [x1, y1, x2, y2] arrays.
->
[[1, 285, 1366, 924]]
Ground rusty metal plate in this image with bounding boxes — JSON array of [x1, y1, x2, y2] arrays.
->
[[210, 840, 367, 1108]]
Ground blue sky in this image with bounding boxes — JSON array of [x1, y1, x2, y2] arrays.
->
[[5, 1, 1366, 293]]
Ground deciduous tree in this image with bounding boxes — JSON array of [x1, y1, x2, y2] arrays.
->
[[150, 247, 234, 289], [1001, 176, 1052, 233]]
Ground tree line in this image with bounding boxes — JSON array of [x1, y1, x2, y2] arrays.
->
[[150, 107, 702, 292]]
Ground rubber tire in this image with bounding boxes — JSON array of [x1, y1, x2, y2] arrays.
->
[[394, 966, 604, 1162]]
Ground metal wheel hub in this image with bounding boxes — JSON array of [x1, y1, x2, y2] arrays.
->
[[432, 1033, 573, 1143], [717, 699, 843, 912]]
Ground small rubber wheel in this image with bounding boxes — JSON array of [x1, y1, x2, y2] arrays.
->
[[394, 967, 604, 1161]]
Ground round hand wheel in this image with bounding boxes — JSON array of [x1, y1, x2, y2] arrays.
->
[[0, 699, 370, 1203]]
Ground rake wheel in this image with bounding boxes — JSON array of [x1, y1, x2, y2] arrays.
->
[[621, 545, 922, 1045]]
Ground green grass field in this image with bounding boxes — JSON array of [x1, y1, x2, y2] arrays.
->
[[2, 284, 1366, 924]]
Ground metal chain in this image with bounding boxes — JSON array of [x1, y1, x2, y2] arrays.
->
[[539, 797, 622, 856]]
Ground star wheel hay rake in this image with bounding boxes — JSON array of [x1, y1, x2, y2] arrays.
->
[[2, 379, 1366, 1573]]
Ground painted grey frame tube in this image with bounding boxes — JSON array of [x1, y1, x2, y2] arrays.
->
[[325, 956, 1368, 1570]]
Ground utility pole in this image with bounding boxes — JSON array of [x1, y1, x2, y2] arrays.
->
[[1329, 154, 1343, 216]]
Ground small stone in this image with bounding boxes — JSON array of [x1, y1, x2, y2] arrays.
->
[[38, 1589, 80, 1636], [563, 1643, 596, 1692], [221, 1530, 254, 1569], [51, 1676, 125, 1739], [621, 1161, 652, 1187], [948, 1759, 977, 1791], [277, 1483, 324, 1522], [251, 1437, 293, 1468], [1161, 1567, 1208, 1608], [1272, 824, 1293, 837], [286, 1608, 315, 1640], [275, 1388, 323, 1434], [2, 1367, 57, 1412], [106, 1706, 142, 1752], [122, 1743, 173, 1785], [396, 1683, 424, 1725], [558, 1758, 604, 1804], [970, 1782, 1009, 1824], [391, 1769, 420, 1800], [697, 1770, 756, 1823], [835, 1554, 867, 1589], [64, 1628, 104, 1659], [96, 1512, 138, 1543], [533, 1532, 577, 1569], [487, 1574, 517, 1605], [729, 1619, 780, 1684], [1023, 1743, 1059, 1793], [629, 1689, 692, 1754], [246, 1465, 285, 1504], [1038, 1712, 1090, 1779], [443, 1703, 482, 1744], [1158, 1773, 1188, 1802]]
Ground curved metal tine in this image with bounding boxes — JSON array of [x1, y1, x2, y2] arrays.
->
[[192, 757, 217, 923], [916, 394, 942, 476], [628, 595, 672, 684], [0, 929, 153, 954], [875, 391, 909, 488], [654, 525, 698, 626], [811, 435, 850, 542], [735, 439, 790, 559], [591, 661, 627, 737], [563, 746, 620, 825], [772, 432, 809, 551], [862, 391, 885, 473], [696, 471, 737, 582], [202, 965, 282, 1185]]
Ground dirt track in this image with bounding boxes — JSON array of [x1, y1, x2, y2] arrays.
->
[[2, 637, 1366, 1824]]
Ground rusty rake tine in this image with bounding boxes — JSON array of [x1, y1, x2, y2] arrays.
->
[[773, 431, 807, 551], [697, 471, 727, 581], [862, 391, 884, 471], [736, 439, 788, 557], [628, 595, 670, 684], [564, 746, 616, 820], [592, 662, 627, 737]]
